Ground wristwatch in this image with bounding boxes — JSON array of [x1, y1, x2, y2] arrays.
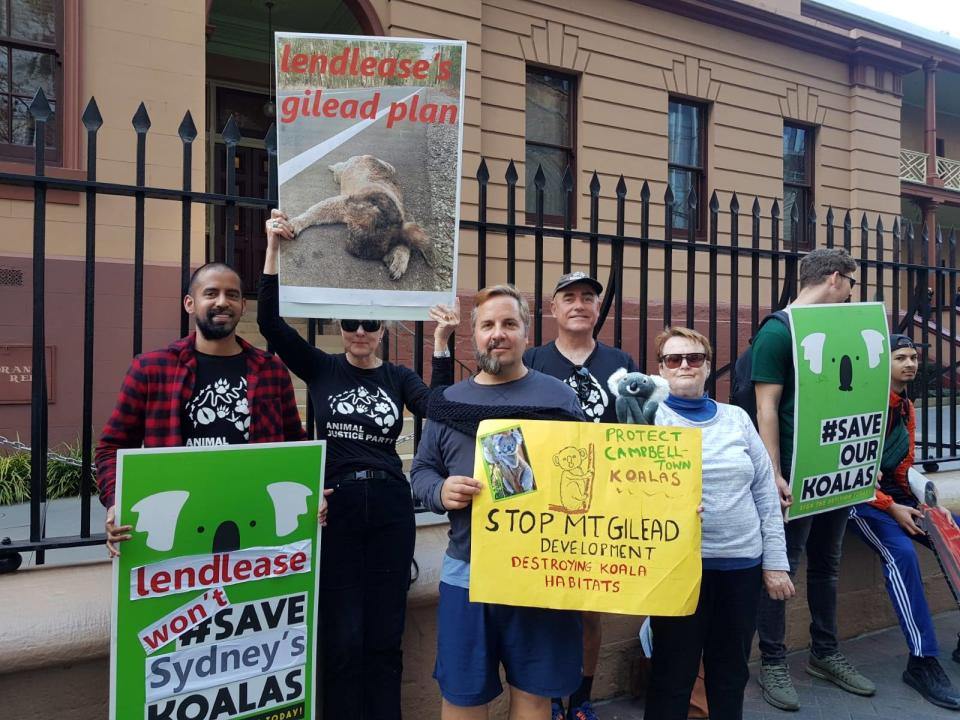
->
[[433, 348, 451, 358]]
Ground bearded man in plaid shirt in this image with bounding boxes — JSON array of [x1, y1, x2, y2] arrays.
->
[[95, 262, 310, 556]]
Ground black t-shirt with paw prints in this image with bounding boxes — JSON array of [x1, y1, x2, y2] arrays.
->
[[181, 352, 250, 446], [256, 274, 454, 482], [524, 341, 639, 423]]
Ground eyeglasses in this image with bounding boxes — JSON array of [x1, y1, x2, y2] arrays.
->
[[340, 319, 382, 333], [840, 273, 856, 290], [659, 353, 707, 369]]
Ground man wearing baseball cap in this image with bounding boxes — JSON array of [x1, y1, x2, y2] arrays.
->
[[847, 334, 960, 710], [523, 271, 639, 720]]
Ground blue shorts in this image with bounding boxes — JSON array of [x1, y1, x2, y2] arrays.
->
[[434, 582, 583, 706]]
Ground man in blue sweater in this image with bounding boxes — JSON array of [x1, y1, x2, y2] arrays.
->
[[412, 283, 585, 720]]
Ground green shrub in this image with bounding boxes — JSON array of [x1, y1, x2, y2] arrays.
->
[[0, 442, 97, 506]]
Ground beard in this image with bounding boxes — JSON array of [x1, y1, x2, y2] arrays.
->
[[475, 339, 506, 375], [195, 308, 238, 340]]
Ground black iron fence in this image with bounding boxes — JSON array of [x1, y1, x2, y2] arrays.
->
[[1, 90, 958, 563]]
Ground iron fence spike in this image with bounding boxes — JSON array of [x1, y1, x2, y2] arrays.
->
[[132, 102, 151, 132], [81, 97, 103, 131], [477, 158, 489, 183], [221, 114, 241, 143], [177, 111, 197, 143]]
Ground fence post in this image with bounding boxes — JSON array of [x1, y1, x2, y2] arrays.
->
[[476, 158, 489, 289], [892, 218, 901, 327], [28, 89, 52, 560], [707, 191, 719, 397], [663, 185, 675, 328], [728, 193, 741, 374], [589, 172, 600, 280], [826, 206, 835, 249], [949, 230, 958, 454], [132, 102, 151, 356], [750, 197, 761, 333], [562, 165, 574, 274], [685, 187, 698, 326], [505, 160, 517, 286], [771, 199, 780, 311], [638, 180, 650, 369], [80, 98, 103, 538], [222, 115, 240, 267], [533, 165, 545, 346], [874, 216, 884, 302], [859, 213, 869, 303], [178, 111, 197, 338], [935, 225, 944, 458]]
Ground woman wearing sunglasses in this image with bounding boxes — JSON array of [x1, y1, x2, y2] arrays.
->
[[643, 327, 793, 720], [259, 209, 459, 720]]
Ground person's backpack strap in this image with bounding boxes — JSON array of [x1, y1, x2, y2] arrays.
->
[[752, 309, 789, 344]]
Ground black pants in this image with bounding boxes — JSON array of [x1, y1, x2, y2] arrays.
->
[[319, 475, 416, 719], [644, 565, 763, 720]]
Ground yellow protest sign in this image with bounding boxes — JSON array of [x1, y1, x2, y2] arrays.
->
[[470, 419, 702, 615]]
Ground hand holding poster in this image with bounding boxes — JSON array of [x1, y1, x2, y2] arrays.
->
[[110, 442, 325, 720], [469, 419, 702, 615], [275, 34, 466, 319], [788, 303, 890, 520]]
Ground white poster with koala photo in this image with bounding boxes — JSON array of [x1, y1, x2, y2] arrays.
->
[[274, 33, 465, 319]]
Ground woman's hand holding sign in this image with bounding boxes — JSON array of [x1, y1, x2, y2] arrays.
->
[[441, 475, 482, 510]]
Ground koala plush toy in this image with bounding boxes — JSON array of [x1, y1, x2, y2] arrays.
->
[[607, 368, 669, 425]]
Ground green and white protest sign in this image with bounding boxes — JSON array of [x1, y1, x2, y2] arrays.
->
[[110, 442, 325, 720], [787, 303, 890, 520]]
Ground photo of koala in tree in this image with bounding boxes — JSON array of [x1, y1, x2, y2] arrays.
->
[[480, 427, 537, 501]]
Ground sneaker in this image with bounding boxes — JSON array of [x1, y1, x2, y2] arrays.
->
[[551, 701, 566, 720], [904, 656, 960, 710], [806, 652, 876, 696], [569, 700, 599, 720], [758, 662, 799, 711]]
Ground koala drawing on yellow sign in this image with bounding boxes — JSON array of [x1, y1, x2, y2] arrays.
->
[[550, 444, 595, 514]]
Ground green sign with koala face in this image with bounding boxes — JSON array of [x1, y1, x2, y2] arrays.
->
[[788, 303, 890, 520], [110, 442, 325, 720]]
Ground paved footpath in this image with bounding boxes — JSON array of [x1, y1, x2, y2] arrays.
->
[[599, 611, 960, 719]]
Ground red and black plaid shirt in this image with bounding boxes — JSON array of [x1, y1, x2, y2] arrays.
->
[[95, 333, 305, 507]]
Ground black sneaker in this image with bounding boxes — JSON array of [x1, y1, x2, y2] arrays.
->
[[903, 655, 960, 710]]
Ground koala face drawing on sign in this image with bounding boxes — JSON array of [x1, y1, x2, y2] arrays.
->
[[129, 482, 314, 555], [798, 329, 887, 393]]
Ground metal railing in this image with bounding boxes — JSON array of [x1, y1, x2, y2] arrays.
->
[[2, 90, 959, 563]]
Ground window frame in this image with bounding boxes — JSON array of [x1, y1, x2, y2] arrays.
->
[[0, 0, 64, 164], [783, 121, 816, 251], [667, 97, 708, 241], [524, 65, 577, 228]]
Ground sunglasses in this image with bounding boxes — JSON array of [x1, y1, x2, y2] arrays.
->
[[340, 319, 382, 333], [659, 353, 707, 369], [840, 273, 856, 290]]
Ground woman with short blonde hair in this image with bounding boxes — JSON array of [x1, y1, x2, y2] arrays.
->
[[644, 326, 792, 720]]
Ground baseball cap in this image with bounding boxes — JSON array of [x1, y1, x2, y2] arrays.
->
[[890, 334, 916, 351], [553, 271, 603, 296]]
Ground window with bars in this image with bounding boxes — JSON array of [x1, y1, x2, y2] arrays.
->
[[783, 122, 814, 250], [525, 67, 576, 226], [667, 99, 707, 238], [0, 0, 60, 163]]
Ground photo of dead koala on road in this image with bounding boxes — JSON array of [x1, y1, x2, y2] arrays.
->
[[289, 154, 434, 281], [274, 34, 464, 319]]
